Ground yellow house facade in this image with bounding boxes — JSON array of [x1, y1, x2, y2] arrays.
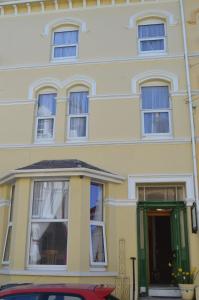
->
[[0, 0, 198, 299]]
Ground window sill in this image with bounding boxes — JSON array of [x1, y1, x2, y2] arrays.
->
[[138, 51, 167, 57], [142, 134, 173, 141], [50, 57, 78, 63], [90, 267, 107, 272], [34, 140, 55, 145]]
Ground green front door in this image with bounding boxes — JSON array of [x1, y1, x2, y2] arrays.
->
[[137, 201, 190, 296]]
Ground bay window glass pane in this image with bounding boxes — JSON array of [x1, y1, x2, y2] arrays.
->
[[69, 117, 86, 137], [3, 227, 12, 262], [138, 24, 165, 38], [90, 225, 105, 263], [69, 92, 88, 114], [140, 39, 164, 51], [144, 112, 169, 133], [32, 181, 68, 219], [37, 118, 54, 139], [9, 186, 15, 222], [54, 31, 78, 45], [90, 183, 103, 221], [54, 46, 76, 58], [29, 222, 67, 265], [142, 86, 169, 109], [37, 94, 56, 116]]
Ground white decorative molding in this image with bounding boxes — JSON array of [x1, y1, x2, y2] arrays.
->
[[43, 17, 87, 36], [131, 70, 179, 93], [0, 269, 117, 277], [128, 174, 195, 203], [128, 9, 178, 28], [28, 75, 96, 99], [105, 198, 136, 206], [63, 75, 96, 96], [0, 199, 10, 207], [28, 77, 61, 100]]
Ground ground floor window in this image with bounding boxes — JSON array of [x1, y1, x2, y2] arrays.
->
[[90, 182, 107, 265], [138, 185, 184, 201], [29, 180, 68, 266]]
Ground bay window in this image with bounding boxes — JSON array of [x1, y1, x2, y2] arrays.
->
[[68, 91, 88, 139], [141, 86, 171, 136], [90, 182, 107, 266], [29, 181, 68, 267], [2, 185, 15, 264], [35, 93, 56, 142], [52, 30, 79, 60], [138, 23, 166, 53]]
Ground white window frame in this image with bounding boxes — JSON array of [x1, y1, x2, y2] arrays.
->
[[51, 29, 79, 61], [67, 91, 89, 140], [35, 93, 56, 144], [27, 179, 69, 270], [141, 85, 172, 137], [137, 21, 166, 55], [89, 182, 107, 267], [2, 185, 15, 265]]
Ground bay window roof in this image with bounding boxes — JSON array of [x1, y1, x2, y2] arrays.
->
[[0, 159, 125, 184]]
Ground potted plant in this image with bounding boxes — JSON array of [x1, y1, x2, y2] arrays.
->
[[171, 267, 199, 300]]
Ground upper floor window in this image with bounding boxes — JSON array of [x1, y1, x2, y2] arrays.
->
[[35, 93, 56, 142], [138, 22, 166, 54], [29, 180, 68, 267], [68, 91, 89, 139], [90, 182, 107, 266], [2, 185, 15, 264], [141, 85, 171, 136], [52, 29, 79, 60]]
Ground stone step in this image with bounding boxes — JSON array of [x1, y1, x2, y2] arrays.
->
[[148, 286, 181, 298]]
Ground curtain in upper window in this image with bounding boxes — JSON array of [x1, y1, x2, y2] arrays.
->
[[141, 86, 170, 134], [138, 23, 165, 52], [53, 30, 78, 58]]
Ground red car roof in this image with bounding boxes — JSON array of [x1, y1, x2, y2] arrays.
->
[[0, 283, 115, 299]]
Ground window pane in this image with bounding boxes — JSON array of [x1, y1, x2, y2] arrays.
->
[[144, 187, 177, 201], [54, 46, 77, 58], [144, 112, 169, 133], [54, 30, 78, 45], [32, 181, 68, 219], [38, 94, 56, 116], [140, 39, 164, 51], [29, 222, 67, 265], [69, 117, 86, 137], [37, 118, 54, 139], [3, 226, 12, 262], [90, 183, 103, 221], [138, 24, 165, 38], [9, 185, 15, 222], [69, 92, 88, 114], [142, 86, 169, 109], [90, 225, 105, 263]]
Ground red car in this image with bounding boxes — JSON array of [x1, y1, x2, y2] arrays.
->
[[0, 283, 117, 300]]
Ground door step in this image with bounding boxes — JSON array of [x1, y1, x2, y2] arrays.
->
[[148, 286, 181, 297]]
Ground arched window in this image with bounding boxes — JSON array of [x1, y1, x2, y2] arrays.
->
[[137, 18, 166, 54], [35, 88, 57, 142], [67, 85, 89, 139], [52, 24, 79, 60], [140, 81, 171, 136]]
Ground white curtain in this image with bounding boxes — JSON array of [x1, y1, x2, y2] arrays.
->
[[54, 31, 78, 58], [91, 225, 105, 263], [69, 92, 88, 114], [144, 112, 169, 133], [54, 30, 78, 45], [29, 182, 67, 264], [138, 24, 165, 38], [142, 86, 169, 109], [70, 117, 86, 137], [37, 94, 56, 117]]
